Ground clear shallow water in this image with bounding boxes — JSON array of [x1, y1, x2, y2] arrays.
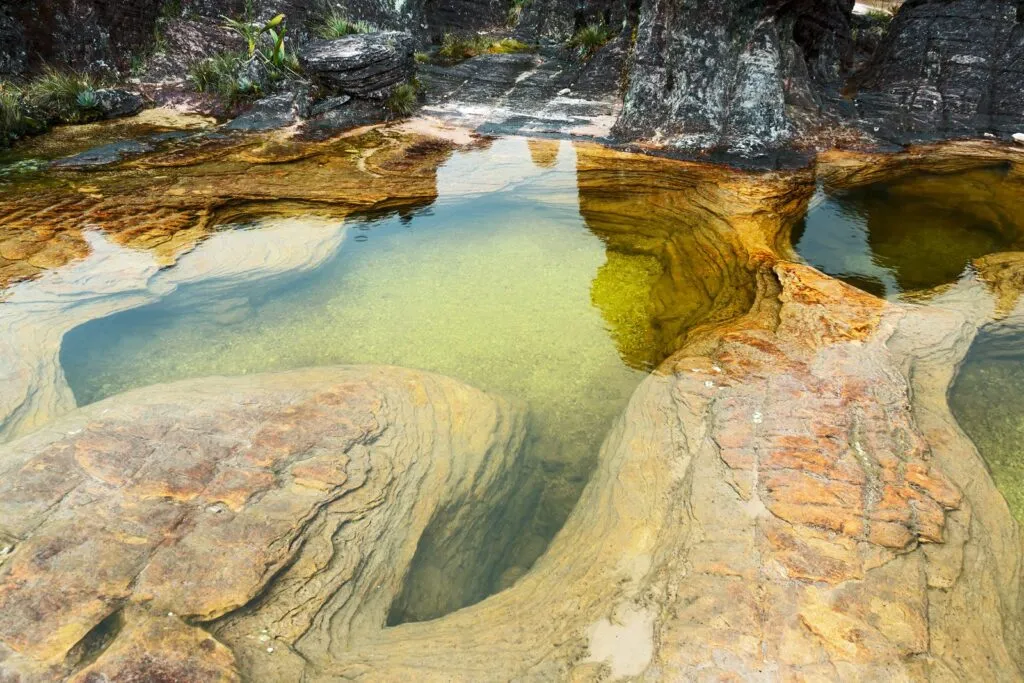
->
[[59, 138, 657, 618], [950, 333, 1024, 522], [794, 167, 1024, 298]]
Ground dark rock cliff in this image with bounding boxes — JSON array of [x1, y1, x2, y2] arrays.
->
[[5, 0, 1024, 158], [854, 0, 1024, 140], [612, 0, 854, 158]]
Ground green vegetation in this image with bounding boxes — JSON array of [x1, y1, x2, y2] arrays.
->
[[25, 69, 97, 122], [0, 82, 31, 143], [314, 7, 376, 38], [507, 0, 532, 25], [568, 23, 612, 59], [385, 82, 419, 117], [414, 51, 431, 64], [0, 69, 108, 146], [187, 51, 257, 101], [435, 34, 532, 64], [188, 11, 301, 105]]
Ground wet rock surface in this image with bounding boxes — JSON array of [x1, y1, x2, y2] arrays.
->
[[2, 133, 1024, 679], [0, 365, 527, 681], [420, 43, 625, 138]]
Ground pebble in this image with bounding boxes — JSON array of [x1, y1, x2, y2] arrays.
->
[[1013, 133, 1024, 146]]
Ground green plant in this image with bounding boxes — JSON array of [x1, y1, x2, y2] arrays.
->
[[385, 82, 419, 117], [437, 33, 490, 62], [25, 68, 97, 122], [0, 82, 28, 142], [316, 7, 376, 38], [223, 12, 288, 65], [507, 0, 531, 26], [435, 34, 532, 63], [188, 51, 256, 101], [75, 88, 99, 111], [568, 22, 612, 58], [489, 38, 530, 54], [414, 51, 430, 63]]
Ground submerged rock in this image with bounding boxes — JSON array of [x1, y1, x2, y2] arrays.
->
[[298, 31, 415, 98]]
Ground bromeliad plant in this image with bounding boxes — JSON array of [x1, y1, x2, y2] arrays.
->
[[222, 12, 292, 68]]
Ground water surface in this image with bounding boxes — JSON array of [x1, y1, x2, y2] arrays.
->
[[794, 166, 1024, 298], [60, 138, 666, 620]]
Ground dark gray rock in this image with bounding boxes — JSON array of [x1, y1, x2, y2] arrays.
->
[[50, 140, 155, 168], [309, 94, 353, 116], [298, 31, 415, 98], [225, 90, 312, 131], [92, 89, 145, 119], [854, 0, 1024, 140], [613, 0, 854, 157], [420, 44, 622, 138], [299, 97, 389, 138]]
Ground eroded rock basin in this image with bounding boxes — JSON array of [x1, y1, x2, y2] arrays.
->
[[3, 126, 1024, 681]]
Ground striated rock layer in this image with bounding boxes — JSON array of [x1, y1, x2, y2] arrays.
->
[[855, 0, 1024, 140], [0, 366, 528, 682]]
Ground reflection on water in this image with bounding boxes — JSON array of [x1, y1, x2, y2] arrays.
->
[[794, 167, 1024, 298], [59, 138, 659, 620], [950, 331, 1024, 522]]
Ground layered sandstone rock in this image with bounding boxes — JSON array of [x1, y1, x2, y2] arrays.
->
[[0, 366, 528, 681], [2, 131, 1024, 680]]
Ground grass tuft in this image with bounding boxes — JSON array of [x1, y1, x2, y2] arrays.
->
[[385, 82, 419, 118], [315, 8, 377, 38], [25, 68, 97, 122], [188, 51, 259, 102], [567, 23, 612, 59], [436, 33, 532, 64]]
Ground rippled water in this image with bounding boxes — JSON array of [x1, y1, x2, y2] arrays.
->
[[794, 166, 1024, 298]]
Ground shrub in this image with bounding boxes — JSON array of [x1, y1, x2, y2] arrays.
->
[[25, 68, 97, 122], [316, 7, 376, 38], [568, 23, 612, 59], [385, 82, 419, 118]]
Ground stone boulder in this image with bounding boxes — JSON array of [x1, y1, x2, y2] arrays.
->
[[854, 0, 1024, 141], [298, 31, 415, 98], [92, 88, 146, 119]]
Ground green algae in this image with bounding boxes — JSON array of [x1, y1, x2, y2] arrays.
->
[[950, 340, 1024, 522]]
